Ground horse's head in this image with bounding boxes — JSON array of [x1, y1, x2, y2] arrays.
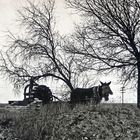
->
[[100, 81, 113, 101]]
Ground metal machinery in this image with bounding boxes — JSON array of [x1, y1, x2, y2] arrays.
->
[[24, 77, 53, 104]]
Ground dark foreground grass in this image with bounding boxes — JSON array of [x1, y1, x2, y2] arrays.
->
[[0, 103, 140, 140]]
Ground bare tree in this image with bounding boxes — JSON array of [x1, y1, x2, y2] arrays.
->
[[0, 0, 85, 94], [66, 0, 140, 107]]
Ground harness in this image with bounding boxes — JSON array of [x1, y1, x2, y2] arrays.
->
[[92, 86, 101, 103]]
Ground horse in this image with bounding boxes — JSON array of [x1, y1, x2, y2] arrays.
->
[[70, 81, 113, 104]]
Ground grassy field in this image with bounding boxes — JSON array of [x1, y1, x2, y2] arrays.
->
[[0, 103, 140, 140]]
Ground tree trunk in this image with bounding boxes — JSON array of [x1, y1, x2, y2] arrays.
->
[[67, 82, 74, 92], [137, 62, 140, 108]]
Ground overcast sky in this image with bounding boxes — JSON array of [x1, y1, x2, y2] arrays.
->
[[0, 0, 137, 103]]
